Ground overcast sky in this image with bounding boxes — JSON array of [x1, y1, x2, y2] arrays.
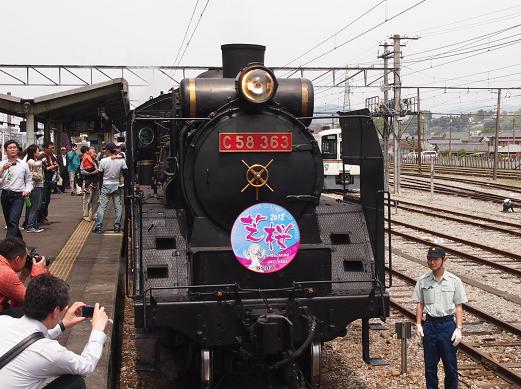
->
[[1, 0, 521, 120]]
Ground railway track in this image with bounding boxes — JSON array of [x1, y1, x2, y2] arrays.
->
[[391, 177, 521, 206], [388, 199, 521, 236], [400, 172, 521, 195], [388, 268, 521, 387], [400, 164, 521, 180], [386, 220, 521, 278]]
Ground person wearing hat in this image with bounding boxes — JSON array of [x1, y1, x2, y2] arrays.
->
[[412, 246, 468, 389], [92, 143, 127, 234], [502, 198, 515, 212]]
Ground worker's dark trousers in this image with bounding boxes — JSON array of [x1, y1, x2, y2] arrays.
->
[[423, 318, 458, 389]]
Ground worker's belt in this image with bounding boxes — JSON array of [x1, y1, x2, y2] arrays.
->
[[425, 314, 454, 323]]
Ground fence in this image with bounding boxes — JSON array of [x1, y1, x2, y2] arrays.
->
[[399, 155, 521, 170]]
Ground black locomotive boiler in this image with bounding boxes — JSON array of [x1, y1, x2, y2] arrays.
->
[[126, 44, 389, 388]]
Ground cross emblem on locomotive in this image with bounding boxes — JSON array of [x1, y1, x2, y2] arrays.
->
[[241, 159, 274, 200]]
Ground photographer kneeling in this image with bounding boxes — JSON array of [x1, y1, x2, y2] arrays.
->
[[0, 274, 109, 388], [0, 237, 48, 317]]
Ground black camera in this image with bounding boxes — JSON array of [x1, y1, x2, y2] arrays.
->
[[25, 248, 53, 270]]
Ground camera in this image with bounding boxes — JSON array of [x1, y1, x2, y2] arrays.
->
[[81, 305, 95, 318], [25, 248, 53, 270]]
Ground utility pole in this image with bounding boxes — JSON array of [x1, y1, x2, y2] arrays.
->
[[390, 34, 418, 193], [393, 34, 402, 194], [6, 92, 12, 140], [448, 117, 452, 156], [493, 88, 501, 180], [380, 43, 391, 191], [343, 69, 351, 111], [513, 119, 516, 148], [417, 87, 422, 172]]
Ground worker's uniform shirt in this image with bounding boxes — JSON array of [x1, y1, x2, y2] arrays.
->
[[412, 270, 467, 317], [412, 269, 468, 389]]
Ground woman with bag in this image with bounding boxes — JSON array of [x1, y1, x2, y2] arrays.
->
[[24, 145, 45, 233]]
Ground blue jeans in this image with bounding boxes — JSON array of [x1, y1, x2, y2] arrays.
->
[[423, 319, 458, 389], [95, 184, 121, 229], [1, 190, 24, 238], [39, 181, 53, 221], [26, 187, 43, 229]]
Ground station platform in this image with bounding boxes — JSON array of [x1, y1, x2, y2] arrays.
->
[[1, 191, 123, 389]]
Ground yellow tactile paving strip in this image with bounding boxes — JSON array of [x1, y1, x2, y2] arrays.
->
[[49, 220, 92, 280]]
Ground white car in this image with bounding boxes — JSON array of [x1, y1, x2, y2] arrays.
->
[[421, 150, 438, 161]]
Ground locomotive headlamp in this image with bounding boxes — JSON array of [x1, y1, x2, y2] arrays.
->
[[237, 65, 278, 104]]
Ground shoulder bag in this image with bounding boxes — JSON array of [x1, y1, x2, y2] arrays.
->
[[0, 332, 44, 369]]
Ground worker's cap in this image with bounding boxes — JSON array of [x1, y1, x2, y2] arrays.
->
[[105, 142, 117, 152], [427, 246, 446, 259], [504, 198, 511, 204]]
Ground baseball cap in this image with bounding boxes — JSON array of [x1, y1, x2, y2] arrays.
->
[[105, 142, 117, 152], [427, 246, 446, 258]]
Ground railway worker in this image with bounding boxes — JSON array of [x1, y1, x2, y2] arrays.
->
[[502, 198, 515, 212], [0, 274, 109, 388], [0, 140, 33, 238], [0, 237, 48, 317], [412, 246, 468, 389]]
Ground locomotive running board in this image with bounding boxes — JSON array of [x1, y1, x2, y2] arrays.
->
[[362, 318, 388, 366]]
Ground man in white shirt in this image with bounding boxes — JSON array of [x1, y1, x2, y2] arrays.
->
[[0, 274, 109, 389], [92, 143, 127, 234], [0, 140, 33, 238]]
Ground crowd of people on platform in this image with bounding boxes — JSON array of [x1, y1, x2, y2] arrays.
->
[[0, 139, 127, 238]]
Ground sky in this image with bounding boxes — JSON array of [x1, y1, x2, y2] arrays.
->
[[1, 0, 521, 124]]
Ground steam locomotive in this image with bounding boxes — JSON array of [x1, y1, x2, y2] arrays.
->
[[126, 44, 389, 388]]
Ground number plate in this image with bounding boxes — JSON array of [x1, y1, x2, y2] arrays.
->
[[219, 133, 292, 152]]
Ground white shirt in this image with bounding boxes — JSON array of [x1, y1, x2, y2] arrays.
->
[[0, 315, 106, 389], [61, 155, 67, 167], [0, 159, 33, 193], [98, 156, 127, 184]]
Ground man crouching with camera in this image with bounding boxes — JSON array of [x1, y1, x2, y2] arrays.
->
[[0, 237, 49, 317], [0, 274, 109, 388]]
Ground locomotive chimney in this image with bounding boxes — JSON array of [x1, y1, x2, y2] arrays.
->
[[221, 44, 266, 78]]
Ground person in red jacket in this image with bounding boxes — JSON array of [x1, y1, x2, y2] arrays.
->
[[0, 237, 48, 317]]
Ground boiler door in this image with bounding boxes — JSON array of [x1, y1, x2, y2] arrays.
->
[[186, 111, 320, 231]]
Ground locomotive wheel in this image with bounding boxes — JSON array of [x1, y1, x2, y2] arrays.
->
[[309, 342, 322, 388], [200, 349, 213, 389], [295, 341, 322, 388]]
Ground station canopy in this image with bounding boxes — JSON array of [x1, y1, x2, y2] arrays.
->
[[0, 78, 129, 132]]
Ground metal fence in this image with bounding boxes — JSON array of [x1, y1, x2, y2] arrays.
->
[[399, 155, 521, 170]]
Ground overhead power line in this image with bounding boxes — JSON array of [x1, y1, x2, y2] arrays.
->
[[405, 23, 521, 59], [282, 0, 386, 67], [176, 0, 212, 66], [285, 0, 427, 77], [406, 4, 521, 37], [404, 34, 521, 64], [171, 0, 201, 69]]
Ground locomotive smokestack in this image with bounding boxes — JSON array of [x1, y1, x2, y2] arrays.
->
[[221, 44, 266, 78]]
